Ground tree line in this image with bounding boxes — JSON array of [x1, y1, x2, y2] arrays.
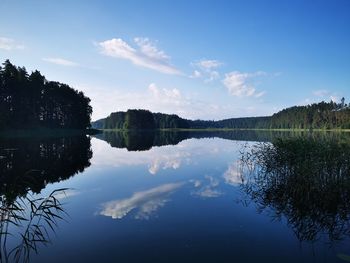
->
[[93, 100, 350, 130], [94, 109, 191, 130], [0, 60, 92, 130]]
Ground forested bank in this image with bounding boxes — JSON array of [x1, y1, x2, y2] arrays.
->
[[3, 58, 347, 132], [92, 100, 350, 130], [93, 110, 190, 130], [0, 60, 92, 130]]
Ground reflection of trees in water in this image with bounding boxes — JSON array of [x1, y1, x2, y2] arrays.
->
[[95, 129, 350, 151], [0, 136, 92, 202], [0, 135, 92, 262], [94, 131, 189, 151], [241, 136, 350, 242]]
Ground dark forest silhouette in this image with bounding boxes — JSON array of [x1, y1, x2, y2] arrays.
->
[[93, 100, 350, 130], [0, 60, 92, 130]]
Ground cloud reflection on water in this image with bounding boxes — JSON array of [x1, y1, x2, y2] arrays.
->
[[96, 137, 244, 219], [100, 182, 184, 220], [91, 137, 236, 175], [223, 161, 244, 186], [192, 175, 222, 198]]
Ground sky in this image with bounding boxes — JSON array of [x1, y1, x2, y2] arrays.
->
[[0, 0, 349, 121]]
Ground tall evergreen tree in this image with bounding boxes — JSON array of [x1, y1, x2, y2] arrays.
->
[[0, 60, 92, 130]]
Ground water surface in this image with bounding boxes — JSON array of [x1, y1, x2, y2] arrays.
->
[[1, 131, 350, 263]]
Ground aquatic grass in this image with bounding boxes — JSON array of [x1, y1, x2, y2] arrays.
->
[[241, 136, 350, 242], [0, 188, 69, 263]]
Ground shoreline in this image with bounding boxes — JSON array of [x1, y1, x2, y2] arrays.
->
[[2, 128, 349, 138], [95, 128, 350, 132], [0, 128, 101, 138]]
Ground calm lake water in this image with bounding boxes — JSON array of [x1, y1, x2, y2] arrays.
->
[[1, 131, 350, 263]]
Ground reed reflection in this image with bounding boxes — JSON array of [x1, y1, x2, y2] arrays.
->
[[0, 135, 92, 262], [241, 136, 350, 242]]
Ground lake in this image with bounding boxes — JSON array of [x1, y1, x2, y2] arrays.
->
[[1, 130, 350, 263]]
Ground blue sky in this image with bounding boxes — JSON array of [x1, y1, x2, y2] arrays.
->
[[0, 0, 349, 121]]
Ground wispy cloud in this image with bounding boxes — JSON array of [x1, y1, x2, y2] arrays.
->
[[222, 71, 266, 97], [0, 37, 24, 50], [189, 70, 202, 78], [98, 37, 181, 75], [191, 59, 222, 82], [99, 182, 184, 219], [148, 83, 182, 104], [195, 59, 222, 70], [42, 57, 79, 67], [78, 80, 272, 122]]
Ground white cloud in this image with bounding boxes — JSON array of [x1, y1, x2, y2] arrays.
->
[[98, 37, 181, 75], [0, 37, 24, 50], [190, 70, 202, 78], [78, 79, 272, 122], [99, 182, 184, 219], [195, 59, 222, 70], [43, 57, 79, 67], [79, 82, 208, 121], [148, 83, 182, 103], [222, 71, 265, 97], [205, 70, 220, 82], [191, 59, 222, 82], [134, 37, 169, 61]]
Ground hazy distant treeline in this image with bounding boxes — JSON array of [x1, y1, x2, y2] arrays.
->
[[0, 60, 92, 130], [93, 100, 350, 130]]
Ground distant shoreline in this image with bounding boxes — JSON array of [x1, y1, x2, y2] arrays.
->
[[93, 103, 350, 131], [97, 128, 350, 132], [1, 127, 349, 138], [0, 128, 101, 138]]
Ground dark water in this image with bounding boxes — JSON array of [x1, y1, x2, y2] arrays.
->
[[1, 131, 350, 263]]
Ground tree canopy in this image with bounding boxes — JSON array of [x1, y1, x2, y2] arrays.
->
[[95, 109, 190, 130], [0, 60, 92, 130]]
